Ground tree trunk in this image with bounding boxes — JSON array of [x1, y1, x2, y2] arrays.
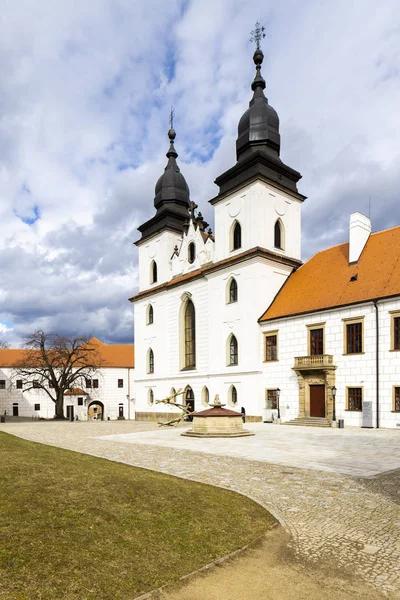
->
[[54, 393, 65, 420]]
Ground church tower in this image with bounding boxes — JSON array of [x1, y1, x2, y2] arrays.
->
[[211, 26, 306, 263], [135, 126, 190, 292]]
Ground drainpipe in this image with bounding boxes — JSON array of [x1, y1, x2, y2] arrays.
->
[[128, 368, 131, 421], [373, 300, 379, 429]]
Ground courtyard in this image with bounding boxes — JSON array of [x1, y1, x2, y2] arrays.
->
[[1, 419, 399, 598]]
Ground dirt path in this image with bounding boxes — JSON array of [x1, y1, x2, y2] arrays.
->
[[160, 528, 388, 600]]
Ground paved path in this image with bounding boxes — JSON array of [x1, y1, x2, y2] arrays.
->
[[1, 420, 400, 597]]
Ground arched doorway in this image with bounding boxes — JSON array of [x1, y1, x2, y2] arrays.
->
[[185, 387, 195, 421], [88, 401, 104, 421]]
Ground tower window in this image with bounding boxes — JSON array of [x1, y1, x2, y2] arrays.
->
[[147, 304, 154, 325], [229, 278, 238, 303], [151, 261, 157, 284], [184, 300, 196, 368], [148, 388, 154, 405], [229, 335, 238, 365], [232, 222, 242, 250], [188, 242, 196, 264], [148, 349, 154, 374], [274, 220, 283, 249]]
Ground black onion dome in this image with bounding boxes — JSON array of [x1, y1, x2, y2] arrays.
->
[[154, 128, 190, 211], [236, 48, 281, 161]]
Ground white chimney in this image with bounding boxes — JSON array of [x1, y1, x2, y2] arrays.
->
[[349, 212, 371, 263]]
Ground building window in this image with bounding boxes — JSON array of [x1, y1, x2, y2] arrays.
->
[[393, 387, 400, 412], [170, 387, 177, 400], [265, 389, 278, 410], [93, 379, 99, 389], [150, 260, 157, 284], [118, 379, 123, 388], [391, 313, 400, 350], [201, 386, 209, 406], [147, 304, 154, 325], [309, 327, 324, 356], [229, 335, 238, 365], [347, 387, 362, 411], [228, 278, 238, 303], [0, 380, 5, 390], [86, 378, 92, 389], [232, 221, 241, 250], [188, 242, 196, 264], [265, 333, 278, 361], [345, 321, 363, 354], [148, 388, 154, 405], [78, 397, 84, 406], [274, 219, 283, 249], [16, 380, 23, 389], [229, 385, 238, 406], [33, 381, 40, 389], [34, 404, 40, 411], [184, 300, 196, 368], [148, 349, 154, 374]]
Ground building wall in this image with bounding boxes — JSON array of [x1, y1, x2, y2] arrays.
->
[[0, 367, 135, 420], [260, 299, 400, 429], [213, 180, 302, 263], [133, 256, 293, 418], [138, 230, 183, 292]]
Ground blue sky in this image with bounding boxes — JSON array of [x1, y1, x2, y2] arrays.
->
[[0, 0, 399, 346]]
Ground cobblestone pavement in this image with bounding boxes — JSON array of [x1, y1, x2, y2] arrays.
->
[[1, 420, 399, 597]]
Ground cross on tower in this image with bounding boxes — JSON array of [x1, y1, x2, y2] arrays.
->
[[250, 22, 265, 50], [169, 106, 175, 130]]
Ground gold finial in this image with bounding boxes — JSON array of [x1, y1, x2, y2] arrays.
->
[[250, 22, 266, 50]]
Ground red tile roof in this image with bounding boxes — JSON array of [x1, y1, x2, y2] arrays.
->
[[260, 226, 400, 322]]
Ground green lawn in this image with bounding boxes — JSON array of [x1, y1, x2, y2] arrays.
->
[[0, 432, 276, 600]]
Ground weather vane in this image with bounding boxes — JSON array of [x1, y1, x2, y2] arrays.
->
[[169, 106, 175, 130], [250, 22, 265, 50]]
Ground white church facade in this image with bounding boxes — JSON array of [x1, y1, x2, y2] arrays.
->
[[131, 42, 400, 429]]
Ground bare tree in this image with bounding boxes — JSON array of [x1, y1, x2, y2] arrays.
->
[[0, 340, 10, 349], [12, 331, 104, 419]]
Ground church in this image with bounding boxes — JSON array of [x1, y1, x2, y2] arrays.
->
[[130, 36, 400, 429]]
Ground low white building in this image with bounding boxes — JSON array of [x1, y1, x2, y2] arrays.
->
[[130, 43, 400, 429], [0, 338, 135, 421]]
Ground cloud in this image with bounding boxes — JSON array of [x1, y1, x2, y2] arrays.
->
[[0, 0, 399, 346]]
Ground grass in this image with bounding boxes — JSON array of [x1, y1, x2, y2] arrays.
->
[[0, 432, 276, 600]]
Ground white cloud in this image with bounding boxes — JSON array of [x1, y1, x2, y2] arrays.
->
[[0, 0, 399, 345]]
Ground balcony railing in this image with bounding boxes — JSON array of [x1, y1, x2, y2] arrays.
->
[[294, 354, 334, 369]]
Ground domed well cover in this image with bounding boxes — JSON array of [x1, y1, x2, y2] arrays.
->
[[236, 48, 281, 161]]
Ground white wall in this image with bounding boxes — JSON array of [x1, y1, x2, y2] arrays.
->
[[0, 367, 135, 420], [138, 230, 183, 292], [260, 299, 400, 428], [213, 180, 302, 263]]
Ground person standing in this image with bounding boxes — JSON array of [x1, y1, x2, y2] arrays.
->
[[241, 406, 246, 423]]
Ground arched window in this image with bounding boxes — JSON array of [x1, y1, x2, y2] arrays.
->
[[185, 386, 195, 419], [150, 261, 157, 284], [229, 335, 238, 365], [147, 304, 154, 325], [184, 300, 196, 368], [170, 387, 177, 401], [233, 221, 241, 250], [229, 385, 238, 406], [229, 278, 238, 303], [274, 220, 284, 250], [202, 386, 209, 406], [148, 388, 154, 405], [188, 242, 196, 264], [148, 348, 154, 373]]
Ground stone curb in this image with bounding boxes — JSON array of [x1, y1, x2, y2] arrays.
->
[[133, 524, 280, 600]]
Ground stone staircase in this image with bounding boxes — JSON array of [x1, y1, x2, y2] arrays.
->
[[283, 416, 332, 428]]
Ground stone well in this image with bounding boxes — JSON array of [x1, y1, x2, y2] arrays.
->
[[181, 397, 254, 438]]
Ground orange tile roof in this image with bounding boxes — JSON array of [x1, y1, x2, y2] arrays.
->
[[0, 339, 134, 369], [260, 225, 400, 322]]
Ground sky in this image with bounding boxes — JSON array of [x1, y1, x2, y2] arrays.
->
[[0, 0, 399, 346]]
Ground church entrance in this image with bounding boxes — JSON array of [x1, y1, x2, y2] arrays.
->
[[88, 401, 104, 420], [310, 385, 325, 417], [185, 388, 195, 421]]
